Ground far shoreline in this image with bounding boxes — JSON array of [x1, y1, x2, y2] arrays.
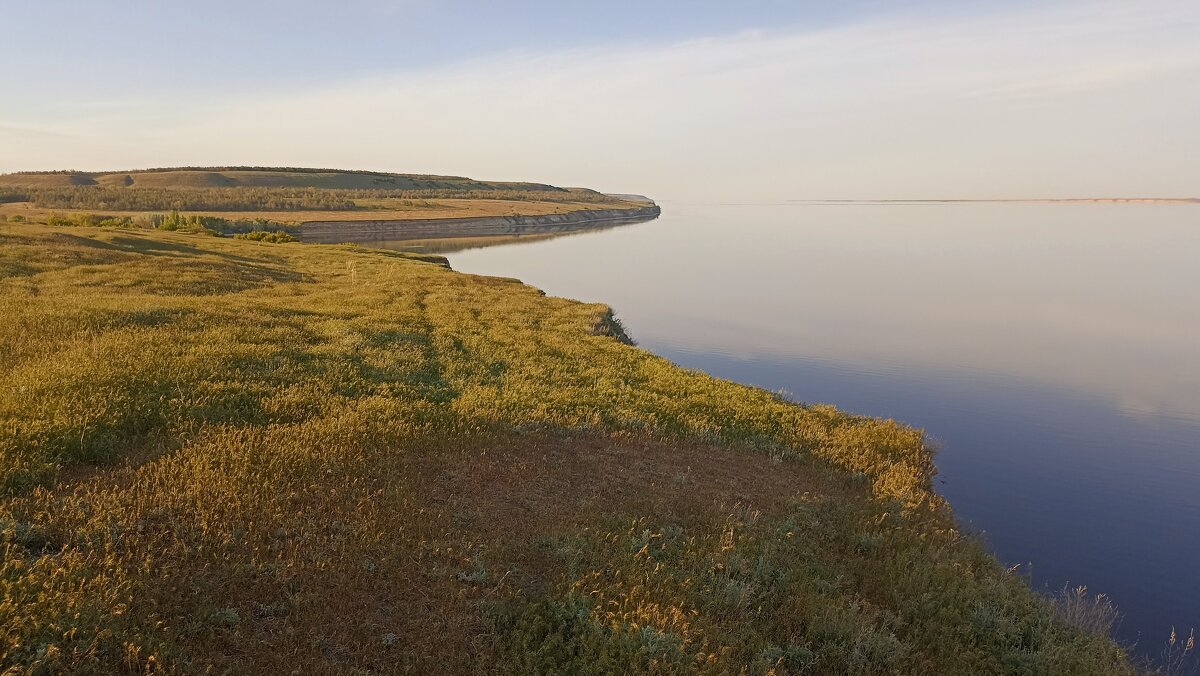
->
[[297, 203, 662, 244], [789, 198, 1199, 205]]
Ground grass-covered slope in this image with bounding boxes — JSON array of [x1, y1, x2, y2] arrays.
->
[[0, 167, 565, 192], [0, 223, 1130, 673], [0, 167, 643, 230]]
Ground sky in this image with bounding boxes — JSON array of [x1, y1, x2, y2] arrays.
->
[[1, 0, 1197, 201]]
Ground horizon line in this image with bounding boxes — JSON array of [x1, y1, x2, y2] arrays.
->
[[787, 198, 1200, 204]]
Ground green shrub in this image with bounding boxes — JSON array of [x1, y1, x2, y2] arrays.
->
[[155, 210, 221, 236], [234, 230, 298, 243], [45, 214, 135, 229], [96, 217, 134, 228]]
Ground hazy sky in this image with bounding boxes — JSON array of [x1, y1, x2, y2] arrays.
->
[[1, 1, 1197, 200]]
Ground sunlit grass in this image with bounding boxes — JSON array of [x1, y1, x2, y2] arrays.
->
[[0, 222, 1133, 672]]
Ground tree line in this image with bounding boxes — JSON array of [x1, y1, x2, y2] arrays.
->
[[0, 187, 357, 212], [1, 166, 468, 179], [39, 210, 294, 235], [0, 186, 615, 212]]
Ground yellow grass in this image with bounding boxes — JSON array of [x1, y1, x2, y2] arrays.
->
[[0, 223, 1132, 673]]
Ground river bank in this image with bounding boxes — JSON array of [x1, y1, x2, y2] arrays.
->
[[438, 201, 1200, 661], [0, 221, 1131, 673], [298, 204, 661, 243]]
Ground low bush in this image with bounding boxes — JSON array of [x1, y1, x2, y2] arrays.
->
[[234, 230, 298, 243]]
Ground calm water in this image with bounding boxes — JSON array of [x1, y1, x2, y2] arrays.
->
[[393, 203, 1200, 648]]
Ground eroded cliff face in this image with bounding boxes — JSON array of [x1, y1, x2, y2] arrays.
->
[[298, 205, 661, 243]]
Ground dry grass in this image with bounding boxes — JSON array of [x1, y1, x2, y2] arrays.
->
[[1158, 628, 1197, 675], [1054, 586, 1121, 637], [0, 222, 1134, 673]]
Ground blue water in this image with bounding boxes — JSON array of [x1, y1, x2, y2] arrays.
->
[[651, 347, 1200, 648], [402, 202, 1200, 649]]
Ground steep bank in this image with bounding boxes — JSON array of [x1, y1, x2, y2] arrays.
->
[[298, 204, 662, 243], [0, 223, 1130, 673]]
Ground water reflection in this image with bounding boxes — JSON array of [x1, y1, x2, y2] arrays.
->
[[382, 202, 1200, 648], [370, 232, 568, 255], [346, 218, 652, 255]]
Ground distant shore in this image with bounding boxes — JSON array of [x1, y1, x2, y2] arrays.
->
[[298, 203, 661, 244], [790, 198, 1199, 204]]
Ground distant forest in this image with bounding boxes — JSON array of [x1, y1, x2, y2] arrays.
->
[[1, 166, 468, 179], [0, 187, 355, 211], [0, 186, 613, 212]]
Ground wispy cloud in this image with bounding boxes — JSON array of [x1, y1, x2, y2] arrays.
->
[[74, 99, 161, 110], [0, 121, 78, 140], [3, 0, 1197, 198]]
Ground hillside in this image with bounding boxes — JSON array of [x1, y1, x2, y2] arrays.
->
[[0, 167, 567, 192], [0, 168, 649, 239], [0, 222, 1131, 673]]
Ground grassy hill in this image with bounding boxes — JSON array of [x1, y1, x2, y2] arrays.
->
[[0, 167, 567, 192], [0, 222, 1132, 673], [0, 167, 642, 231]]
